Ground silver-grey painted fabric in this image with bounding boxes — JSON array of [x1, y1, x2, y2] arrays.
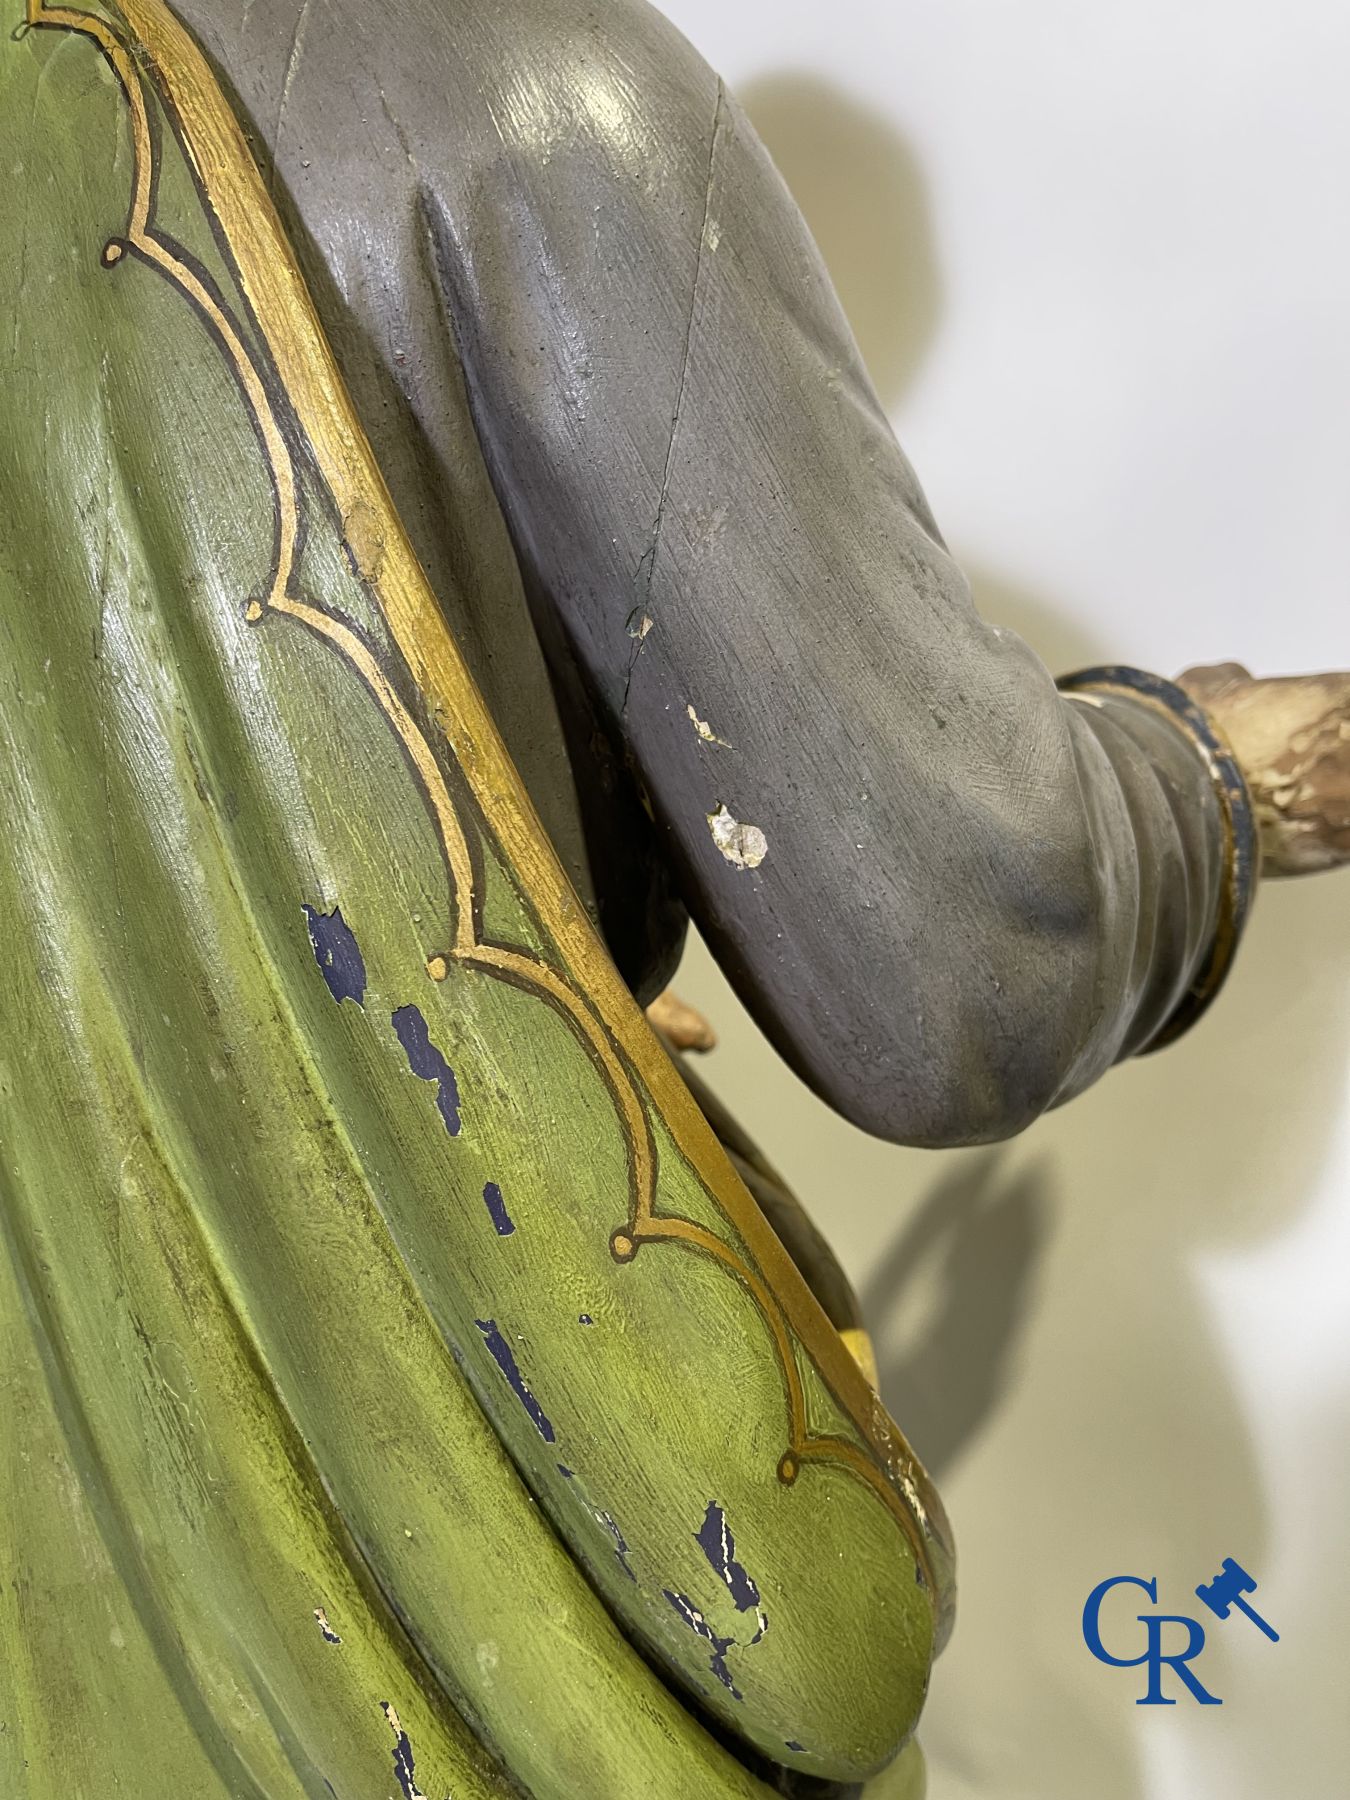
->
[[175, 0, 1227, 1147]]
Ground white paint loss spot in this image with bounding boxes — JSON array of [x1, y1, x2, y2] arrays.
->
[[707, 804, 767, 869]]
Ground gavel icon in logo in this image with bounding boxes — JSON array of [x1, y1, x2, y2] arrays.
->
[[1194, 1558, 1280, 1642]]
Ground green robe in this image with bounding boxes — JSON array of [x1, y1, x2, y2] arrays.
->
[[0, 4, 944, 1793]]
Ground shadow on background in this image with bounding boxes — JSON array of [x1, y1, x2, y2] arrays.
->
[[739, 74, 941, 411], [857, 1150, 1053, 1478], [701, 69, 1350, 1800]]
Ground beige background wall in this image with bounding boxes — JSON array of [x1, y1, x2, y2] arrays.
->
[[656, 3, 1350, 1795]]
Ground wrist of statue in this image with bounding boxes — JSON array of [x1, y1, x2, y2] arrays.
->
[[1058, 664, 1260, 1052]]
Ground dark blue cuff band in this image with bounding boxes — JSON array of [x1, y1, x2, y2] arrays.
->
[[1058, 664, 1259, 1051]]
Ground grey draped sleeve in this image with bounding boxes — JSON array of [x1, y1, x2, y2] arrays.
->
[[354, 0, 1256, 1147]]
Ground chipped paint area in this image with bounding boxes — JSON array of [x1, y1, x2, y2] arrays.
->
[[343, 496, 388, 584], [663, 1590, 742, 1700], [696, 1501, 767, 1643], [391, 1004, 461, 1136], [707, 803, 767, 869], [596, 1508, 637, 1583], [661, 1502, 770, 1703], [686, 704, 732, 749], [481, 1180, 515, 1236], [302, 903, 367, 1005], [474, 1320, 556, 1443], [380, 1702, 427, 1800], [313, 1606, 342, 1645]]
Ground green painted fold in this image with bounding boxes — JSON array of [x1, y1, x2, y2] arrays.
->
[[0, 5, 936, 1793]]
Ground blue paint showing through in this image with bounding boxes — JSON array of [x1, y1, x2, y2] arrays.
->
[[696, 1501, 761, 1612], [380, 1703, 427, 1800], [303, 904, 366, 1006], [697, 1499, 767, 1643], [475, 1320, 556, 1443], [663, 1590, 742, 1700], [482, 1180, 514, 1236], [598, 1510, 637, 1582], [391, 1004, 461, 1136], [662, 1501, 770, 1704]]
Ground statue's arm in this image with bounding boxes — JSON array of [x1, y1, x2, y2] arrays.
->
[[418, 1, 1276, 1147]]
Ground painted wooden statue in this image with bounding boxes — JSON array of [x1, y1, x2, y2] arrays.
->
[[1, 2, 1346, 1795]]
